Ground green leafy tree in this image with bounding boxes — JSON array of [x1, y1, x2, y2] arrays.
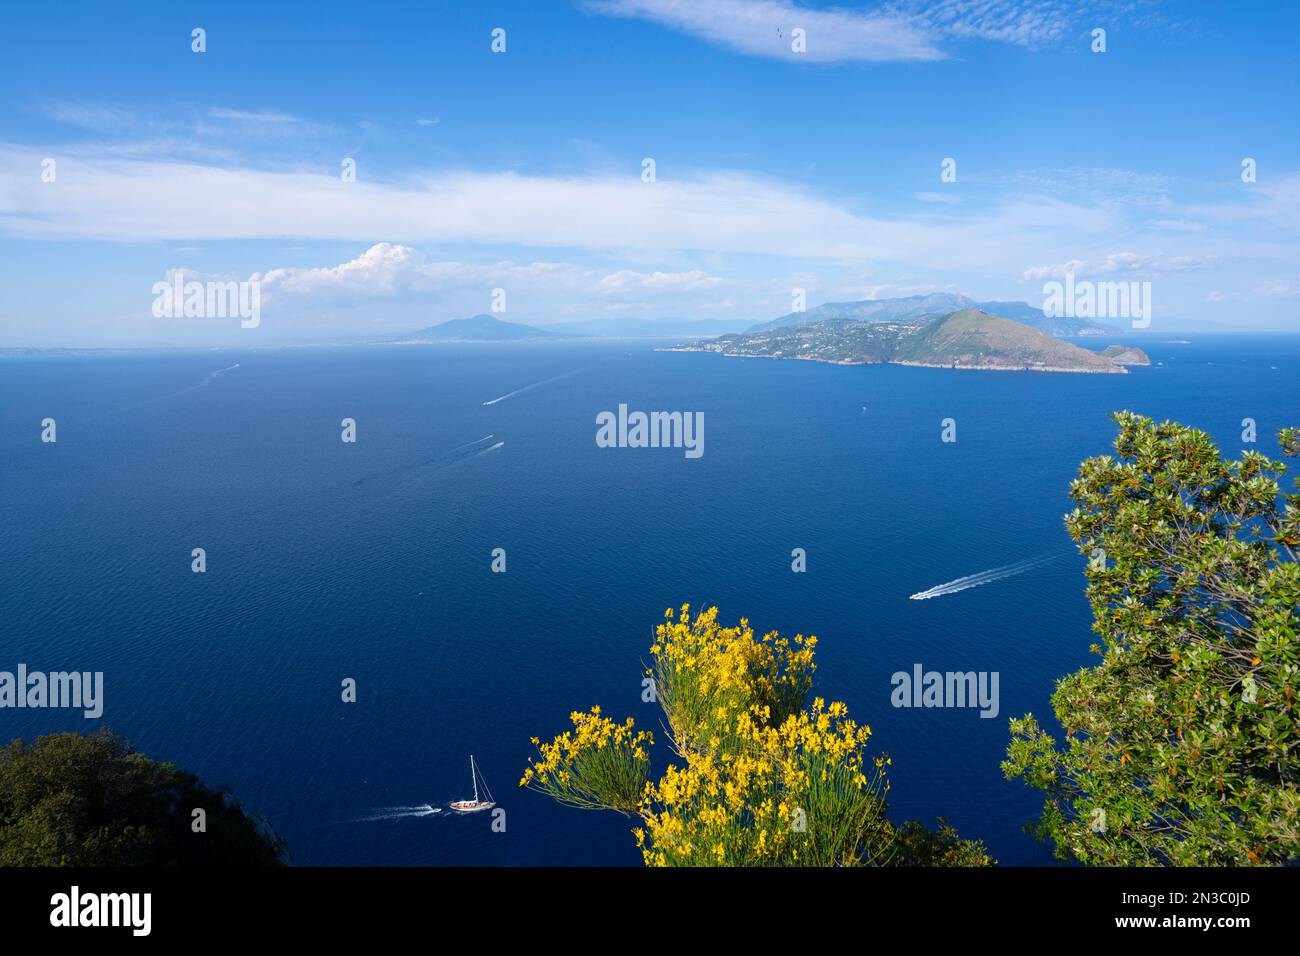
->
[[1005, 412, 1300, 865], [0, 729, 288, 866]]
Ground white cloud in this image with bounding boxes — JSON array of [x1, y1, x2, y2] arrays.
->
[[262, 242, 428, 296], [586, 0, 944, 62], [1253, 277, 1300, 298], [1151, 218, 1208, 233], [207, 107, 309, 125], [1137, 254, 1220, 273], [594, 269, 723, 295], [1022, 252, 1220, 280], [168, 243, 744, 333], [4, 142, 1292, 322], [897, 0, 1082, 49], [1021, 259, 1085, 281], [256, 245, 729, 308], [1207, 275, 1300, 305], [259, 243, 594, 300], [588, 0, 1107, 63], [41, 101, 140, 133], [1, 143, 1120, 268], [1006, 166, 1173, 205], [1186, 170, 1300, 230], [40, 100, 329, 139], [1097, 252, 1146, 273]]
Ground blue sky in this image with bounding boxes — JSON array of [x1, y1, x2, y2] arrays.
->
[[1, 0, 1297, 345]]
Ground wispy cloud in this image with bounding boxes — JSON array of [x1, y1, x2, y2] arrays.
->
[[586, 0, 944, 62], [4, 141, 1287, 287], [914, 191, 961, 204], [206, 107, 315, 125], [593, 268, 723, 295], [260, 243, 594, 299], [894, 0, 1084, 49], [36, 100, 334, 145], [1022, 252, 1221, 281], [587, 0, 1123, 62], [1205, 282, 1299, 303], [193, 243, 744, 332], [41, 101, 141, 133], [1004, 166, 1174, 206], [0, 143, 1068, 266]]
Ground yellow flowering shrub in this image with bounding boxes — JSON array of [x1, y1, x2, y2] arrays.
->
[[522, 605, 990, 867], [518, 706, 652, 815]]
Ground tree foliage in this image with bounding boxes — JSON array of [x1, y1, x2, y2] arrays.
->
[[522, 605, 990, 866], [1005, 412, 1300, 865], [0, 729, 288, 866]]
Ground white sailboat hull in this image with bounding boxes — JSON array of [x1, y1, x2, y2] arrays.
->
[[449, 801, 495, 813]]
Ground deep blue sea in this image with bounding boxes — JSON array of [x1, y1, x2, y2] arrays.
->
[[2, 335, 1298, 865]]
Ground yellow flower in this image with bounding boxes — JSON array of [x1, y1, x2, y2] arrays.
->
[[523, 605, 896, 866]]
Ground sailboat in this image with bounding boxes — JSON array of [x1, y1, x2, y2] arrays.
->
[[449, 755, 495, 812]]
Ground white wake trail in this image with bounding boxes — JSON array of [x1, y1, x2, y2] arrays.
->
[[909, 552, 1064, 601], [441, 440, 504, 468], [174, 363, 241, 396], [443, 434, 494, 455], [465, 440, 504, 459], [86, 363, 241, 424], [481, 369, 579, 406], [347, 805, 440, 823]]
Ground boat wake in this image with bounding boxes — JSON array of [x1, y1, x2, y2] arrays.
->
[[454, 439, 504, 463], [172, 363, 241, 398], [354, 436, 503, 485], [84, 363, 241, 424], [481, 369, 579, 406], [346, 805, 441, 823], [441, 434, 496, 458], [202, 362, 240, 385], [909, 551, 1066, 601], [441, 436, 503, 465]]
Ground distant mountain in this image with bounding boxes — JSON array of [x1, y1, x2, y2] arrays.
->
[[390, 314, 563, 342], [669, 308, 1148, 374], [542, 317, 753, 338], [748, 293, 1113, 337], [893, 309, 1131, 371], [972, 299, 1109, 337], [1099, 344, 1151, 366], [748, 293, 968, 331]]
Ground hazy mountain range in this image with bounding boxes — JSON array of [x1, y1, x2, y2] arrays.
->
[[387, 314, 566, 342], [747, 293, 1115, 337], [386, 294, 1112, 343], [544, 317, 755, 338], [387, 314, 750, 341]]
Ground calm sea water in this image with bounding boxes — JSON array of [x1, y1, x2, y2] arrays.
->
[[2, 335, 1297, 865]]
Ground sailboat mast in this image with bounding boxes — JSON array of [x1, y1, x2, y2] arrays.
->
[[470, 755, 479, 802]]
